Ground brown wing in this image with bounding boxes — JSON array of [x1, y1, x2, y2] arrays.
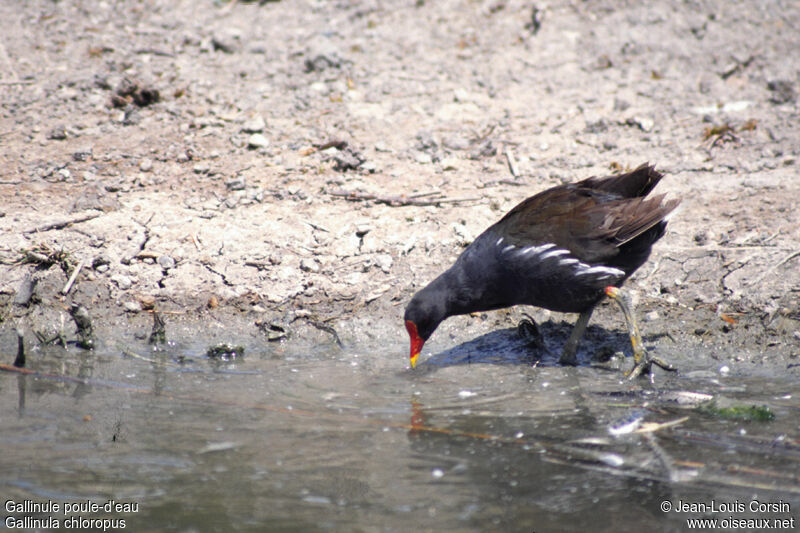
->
[[493, 165, 679, 264]]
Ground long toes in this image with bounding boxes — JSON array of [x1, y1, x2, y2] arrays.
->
[[651, 356, 677, 372], [626, 354, 676, 381], [625, 361, 649, 380], [517, 318, 544, 349]]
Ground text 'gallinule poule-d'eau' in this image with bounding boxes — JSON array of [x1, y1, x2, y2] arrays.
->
[[404, 163, 680, 379]]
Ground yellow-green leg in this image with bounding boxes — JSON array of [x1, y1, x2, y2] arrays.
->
[[605, 286, 676, 380], [559, 308, 593, 366]]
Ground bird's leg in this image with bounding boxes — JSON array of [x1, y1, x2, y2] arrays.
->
[[559, 307, 593, 366], [604, 286, 676, 380]]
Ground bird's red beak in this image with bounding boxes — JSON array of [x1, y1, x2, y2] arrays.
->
[[405, 320, 425, 369]]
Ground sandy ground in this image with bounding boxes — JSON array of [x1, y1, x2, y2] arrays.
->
[[1, 0, 799, 367]]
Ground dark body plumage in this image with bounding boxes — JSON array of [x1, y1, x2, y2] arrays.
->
[[404, 164, 679, 365]]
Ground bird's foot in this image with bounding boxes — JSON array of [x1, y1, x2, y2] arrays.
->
[[558, 349, 579, 367], [517, 314, 544, 349], [605, 286, 676, 381], [625, 347, 676, 382]]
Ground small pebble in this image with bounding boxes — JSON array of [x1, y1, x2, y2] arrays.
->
[[193, 162, 210, 174], [226, 176, 247, 191], [139, 158, 153, 172], [248, 133, 270, 149], [767, 79, 795, 104], [242, 115, 266, 133], [414, 152, 433, 164], [47, 125, 67, 140], [123, 301, 142, 313], [300, 258, 320, 273], [371, 254, 391, 273], [157, 255, 176, 270], [693, 231, 710, 246], [73, 147, 93, 161], [626, 116, 654, 132], [137, 294, 156, 310], [111, 274, 133, 290]]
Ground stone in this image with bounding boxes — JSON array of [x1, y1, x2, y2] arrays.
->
[[123, 300, 142, 312], [157, 255, 176, 270], [414, 151, 433, 164], [767, 79, 795, 104], [193, 162, 210, 174], [248, 133, 270, 149], [300, 258, 320, 273], [375, 254, 393, 273], [626, 116, 654, 132], [73, 147, 93, 161], [226, 176, 247, 191], [47, 125, 67, 140], [242, 115, 266, 133], [111, 274, 133, 290]]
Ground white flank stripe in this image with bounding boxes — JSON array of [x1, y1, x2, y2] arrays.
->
[[575, 265, 626, 277], [496, 237, 504, 246], [517, 243, 556, 256], [502, 244, 516, 253], [540, 248, 571, 260]]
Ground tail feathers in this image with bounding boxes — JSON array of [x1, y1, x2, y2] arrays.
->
[[579, 163, 664, 199]]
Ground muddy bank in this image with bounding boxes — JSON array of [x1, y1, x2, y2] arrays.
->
[[1, 0, 798, 368]]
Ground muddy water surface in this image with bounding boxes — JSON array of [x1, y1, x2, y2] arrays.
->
[[1, 331, 799, 532]]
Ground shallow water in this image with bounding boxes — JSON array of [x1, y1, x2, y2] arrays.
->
[[1, 330, 799, 532]]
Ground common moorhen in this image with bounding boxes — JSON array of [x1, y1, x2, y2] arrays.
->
[[404, 163, 680, 378]]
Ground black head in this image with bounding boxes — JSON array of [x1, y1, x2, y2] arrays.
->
[[403, 288, 448, 367], [404, 290, 447, 342]]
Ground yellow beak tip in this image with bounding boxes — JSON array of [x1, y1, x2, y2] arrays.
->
[[410, 354, 419, 369]]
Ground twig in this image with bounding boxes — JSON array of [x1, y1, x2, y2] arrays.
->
[[746, 249, 800, 286], [14, 327, 25, 368], [505, 148, 519, 178], [61, 258, 85, 295], [23, 211, 102, 234], [328, 189, 480, 207], [0, 80, 35, 85], [135, 48, 175, 57], [408, 190, 441, 199], [479, 179, 527, 188], [244, 260, 271, 270], [304, 220, 330, 233], [720, 55, 755, 80], [308, 320, 344, 348]]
